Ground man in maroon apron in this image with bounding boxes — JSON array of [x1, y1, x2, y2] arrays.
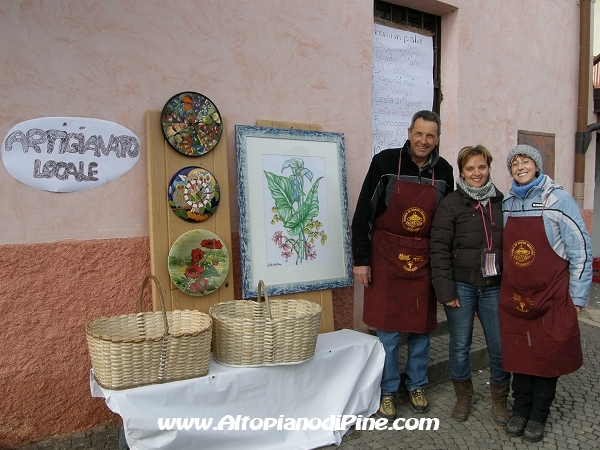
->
[[352, 110, 454, 420], [500, 145, 592, 442]]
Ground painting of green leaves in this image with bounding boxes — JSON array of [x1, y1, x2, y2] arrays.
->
[[263, 156, 329, 265], [235, 125, 352, 298]]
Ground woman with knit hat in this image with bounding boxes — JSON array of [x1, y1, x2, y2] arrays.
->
[[500, 145, 592, 442]]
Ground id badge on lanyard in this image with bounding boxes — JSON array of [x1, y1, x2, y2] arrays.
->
[[476, 201, 501, 277], [481, 250, 500, 277]]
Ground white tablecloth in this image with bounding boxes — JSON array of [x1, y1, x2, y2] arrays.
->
[[91, 329, 384, 450]]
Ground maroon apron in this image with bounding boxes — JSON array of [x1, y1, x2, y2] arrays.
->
[[363, 165, 438, 333], [499, 213, 583, 377]]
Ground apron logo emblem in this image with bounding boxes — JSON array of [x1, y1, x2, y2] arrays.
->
[[399, 253, 424, 272], [512, 292, 533, 313], [402, 207, 427, 232], [510, 240, 535, 267]]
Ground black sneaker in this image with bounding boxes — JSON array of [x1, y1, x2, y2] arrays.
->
[[522, 419, 546, 442], [408, 388, 430, 413], [376, 394, 396, 421], [505, 415, 528, 437]]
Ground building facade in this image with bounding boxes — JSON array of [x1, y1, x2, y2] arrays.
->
[[0, 0, 595, 446]]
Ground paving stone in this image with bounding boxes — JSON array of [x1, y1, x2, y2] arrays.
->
[[16, 444, 41, 450], [53, 439, 72, 450], [319, 319, 600, 450]]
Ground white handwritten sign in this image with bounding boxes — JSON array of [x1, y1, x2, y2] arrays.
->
[[1, 117, 140, 192], [372, 23, 434, 155]]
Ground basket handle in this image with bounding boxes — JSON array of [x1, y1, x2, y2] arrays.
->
[[138, 275, 169, 338], [257, 280, 273, 320]]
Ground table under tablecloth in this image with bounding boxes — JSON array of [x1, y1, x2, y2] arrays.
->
[[91, 329, 384, 450]]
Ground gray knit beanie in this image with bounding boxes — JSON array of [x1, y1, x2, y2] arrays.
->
[[506, 145, 543, 174]]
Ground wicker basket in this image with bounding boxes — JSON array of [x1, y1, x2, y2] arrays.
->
[[86, 275, 212, 390], [209, 280, 322, 367]]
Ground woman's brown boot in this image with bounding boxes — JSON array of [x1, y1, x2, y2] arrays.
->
[[490, 380, 510, 425], [451, 378, 474, 422]]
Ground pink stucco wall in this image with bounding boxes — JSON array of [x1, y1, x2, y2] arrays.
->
[[0, 0, 595, 446], [0, 0, 374, 245], [0, 238, 151, 446], [438, 0, 596, 204]]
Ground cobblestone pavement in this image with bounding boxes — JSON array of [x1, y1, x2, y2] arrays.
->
[[14, 424, 121, 450], [15, 287, 600, 449], [321, 318, 600, 450]]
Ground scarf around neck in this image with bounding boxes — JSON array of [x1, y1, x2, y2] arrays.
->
[[511, 173, 544, 199], [456, 175, 496, 201]]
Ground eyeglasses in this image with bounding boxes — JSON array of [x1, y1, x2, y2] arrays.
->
[[510, 158, 532, 168]]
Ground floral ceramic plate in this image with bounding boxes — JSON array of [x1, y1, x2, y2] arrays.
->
[[167, 166, 220, 222], [161, 91, 222, 156], [168, 229, 230, 296]]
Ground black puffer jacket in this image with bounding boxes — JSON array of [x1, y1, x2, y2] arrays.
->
[[430, 185, 504, 304]]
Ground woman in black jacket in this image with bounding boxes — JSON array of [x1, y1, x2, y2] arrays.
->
[[430, 145, 510, 423]]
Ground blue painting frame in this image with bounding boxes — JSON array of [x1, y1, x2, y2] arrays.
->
[[235, 125, 353, 298]]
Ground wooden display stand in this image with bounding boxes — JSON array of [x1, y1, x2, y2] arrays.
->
[[145, 112, 334, 332], [146, 110, 234, 312]]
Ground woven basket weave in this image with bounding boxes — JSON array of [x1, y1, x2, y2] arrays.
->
[[86, 275, 212, 390], [209, 280, 322, 367]]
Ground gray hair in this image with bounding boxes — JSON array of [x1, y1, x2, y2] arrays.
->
[[409, 110, 441, 136]]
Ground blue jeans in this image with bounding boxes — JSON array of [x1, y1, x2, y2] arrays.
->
[[376, 330, 431, 394], [444, 282, 510, 384]]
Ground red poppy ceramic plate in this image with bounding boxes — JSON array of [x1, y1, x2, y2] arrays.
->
[[161, 91, 222, 156], [167, 166, 220, 222], [168, 229, 230, 296]]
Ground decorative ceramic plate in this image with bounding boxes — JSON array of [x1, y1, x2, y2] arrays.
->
[[161, 91, 222, 156], [167, 166, 220, 222], [168, 229, 230, 296]]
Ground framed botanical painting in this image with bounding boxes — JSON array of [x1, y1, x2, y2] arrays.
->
[[235, 125, 352, 298]]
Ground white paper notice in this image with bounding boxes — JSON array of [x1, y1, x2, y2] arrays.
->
[[372, 23, 434, 155]]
